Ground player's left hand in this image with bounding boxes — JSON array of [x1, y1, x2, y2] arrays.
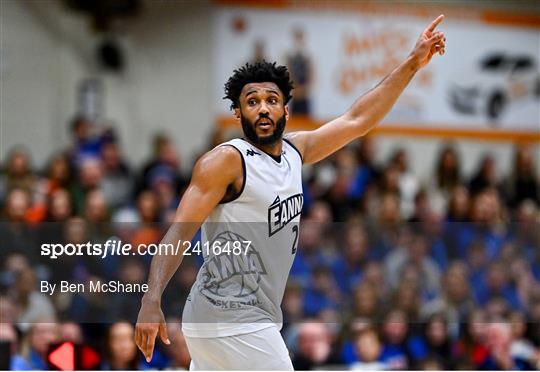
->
[[410, 14, 446, 70]]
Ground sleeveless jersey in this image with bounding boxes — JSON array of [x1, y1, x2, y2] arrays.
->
[[182, 138, 303, 338]]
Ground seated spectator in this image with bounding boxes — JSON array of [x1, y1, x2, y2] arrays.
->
[[474, 261, 524, 311], [508, 311, 539, 368], [11, 321, 59, 370], [385, 234, 441, 302], [138, 133, 187, 197], [452, 309, 490, 369], [503, 145, 539, 208], [59, 321, 84, 344], [1, 147, 36, 198], [291, 322, 341, 370], [391, 281, 421, 322], [282, 281, 305, 325], [290, 221, 332, 285], [332, 223, 370, 294], [469, 154, 500, 196], [102, 322, 145, 370], [47, 188, 72, 222], [428, 144, 462, 215], [379, 309, 410, 369], [10, 267, 56, 330], [422, 262, 476, 334], [351, 283, 380, 322], [445, 184, 470, 223], [484, 322, 537, 369], [84, 189, 112, 242], [68, 116, 103, 165], [130, 190, 162, 256], [1, 188, 35, 256], [349, 136, 381, 200], [390, 148, 420, 219], [0, 322, 19, 370], [303, 266, 341, 317], [41, 153, 73, 197], [350, 327, 388, 370], [70, 156, 104, 215], [408, 313, 453, 368], [108, 258, 147, 322], [100, 137, 134, 209]]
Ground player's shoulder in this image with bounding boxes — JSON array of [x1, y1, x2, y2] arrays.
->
[[193, 144, 243, 179]]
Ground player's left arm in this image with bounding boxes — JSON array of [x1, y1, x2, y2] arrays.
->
[[286, 15, 446, 164]]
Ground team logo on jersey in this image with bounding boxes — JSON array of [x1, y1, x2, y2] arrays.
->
[[246, 148, 261, 157], [199, 231, 267, 301], [268, 194, 303, 236]]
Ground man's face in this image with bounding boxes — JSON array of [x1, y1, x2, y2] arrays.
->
[[236, 82, 288, 146]]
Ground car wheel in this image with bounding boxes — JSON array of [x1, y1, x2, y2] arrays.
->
[[487, 93, 505, 119]]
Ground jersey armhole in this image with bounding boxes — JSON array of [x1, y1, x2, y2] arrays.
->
[[218, 144, 246, 204], [283, 138, 304, 164]]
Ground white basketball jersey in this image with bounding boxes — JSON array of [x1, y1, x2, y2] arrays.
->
[[182, 138, 303, 338]]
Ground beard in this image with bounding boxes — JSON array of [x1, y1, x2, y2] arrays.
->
[[241, 112, 286, 146]]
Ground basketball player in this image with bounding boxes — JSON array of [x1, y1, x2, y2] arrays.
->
[[135, 15, 446, 370]]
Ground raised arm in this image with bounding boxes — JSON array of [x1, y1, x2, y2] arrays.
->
[[287, 15, 446, 164], [134, 145, 243, 362]]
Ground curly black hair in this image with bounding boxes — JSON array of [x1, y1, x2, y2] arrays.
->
[[223, 60, 294, 110]]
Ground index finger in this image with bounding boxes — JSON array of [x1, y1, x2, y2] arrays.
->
[[427, 14, 445, 32]]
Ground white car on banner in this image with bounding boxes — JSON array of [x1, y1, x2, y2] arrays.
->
[[448, 53, 540, 122]]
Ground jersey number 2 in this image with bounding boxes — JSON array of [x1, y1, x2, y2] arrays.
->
[[291, 225, 299, 254]]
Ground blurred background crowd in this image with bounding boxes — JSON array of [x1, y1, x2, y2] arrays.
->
[[1, 115, 539, 369], [2, 0, 540, 370]]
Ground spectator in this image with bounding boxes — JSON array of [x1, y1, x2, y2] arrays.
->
[[108, 258, 147, 322], [11, 321, 59, 370], [332, 223, 370, 294], [1, 147, 36, 199], [469, 154, 500, 196], [429, 144, 461, 214], [282, 282, 305, 325], [452, 309, 490, 369], [0, 322, 19, 370], [422, 262, 475, 335], [68, 116, 103, 165], [100, 138, 134, 209], [509, 311, 539, 368], [291, 322, 341, 370], [385, 234, 441, 301], [138, 133, 187, 197], [475, 261, 524, 311], [303, 266, 341, 317], [390, 149, 420, 219], [350, 327, 388, 370], [484, 322, 536, 369], [10, 267, 56, 330], [379, 309, 410, 369], [504, 145, 539, 208], [102, 322, 144, 370], [289, 221, 331, 285], [408, 313, 453, 368], [1, 188, 35, 256], [59, 321, 84, 344], [70, 156, 104, 215]]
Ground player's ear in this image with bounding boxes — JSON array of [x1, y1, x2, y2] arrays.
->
[[284, 105, 289, 121], [234, 107, 241, 121]]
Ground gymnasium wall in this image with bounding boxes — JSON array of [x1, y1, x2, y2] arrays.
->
[[1, 0, 538, 181]]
